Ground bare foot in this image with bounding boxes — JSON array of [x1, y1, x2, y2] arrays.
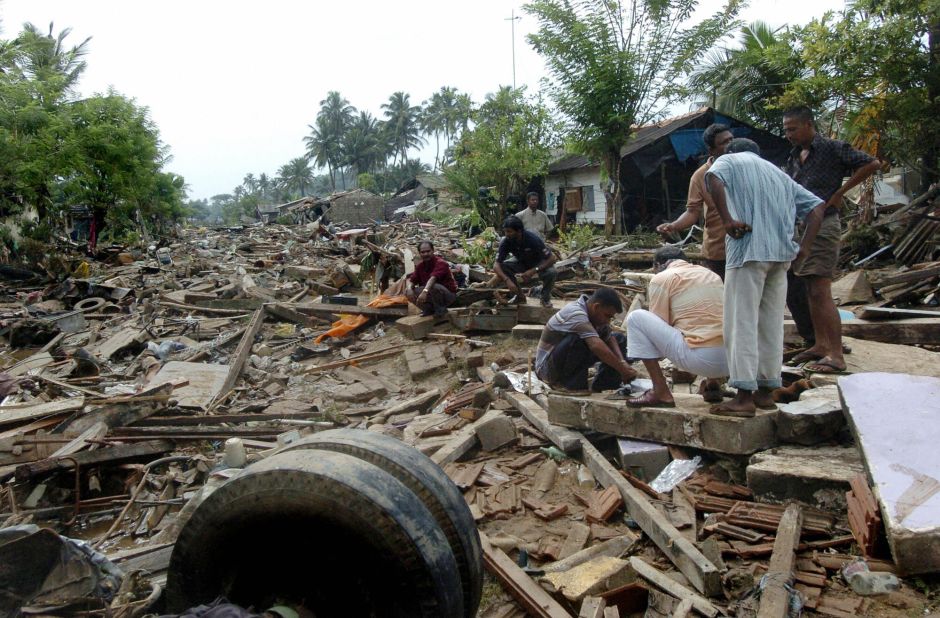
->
[[710, 393, 756, 417], [753, 388, 777, 410]]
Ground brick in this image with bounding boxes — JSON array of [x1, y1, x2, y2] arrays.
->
[[466, 350, 484, 368], [511, 324, 544, 340], [395, 314, 446, 340]]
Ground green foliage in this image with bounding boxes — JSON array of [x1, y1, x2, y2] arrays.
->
[[459, 228, 498, 266], [843, 224, 883, 260], [19, 219, 53, 242], [0, 225, 16, 254], [557, 223, 595, 252], [276, 215, 293, 225], [445, 87, 560, 226], [525, 0, 743, 235], [357, 172, 376, 192]]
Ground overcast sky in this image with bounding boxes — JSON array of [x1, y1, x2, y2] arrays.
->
[[2, 0, 845, 201]]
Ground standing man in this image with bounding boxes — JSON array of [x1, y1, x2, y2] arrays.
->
[[516, 191, 554, 240], [706, 138, 827, 417], [657, 124, 735, 279], [783, 106, 881, 373], [624, 246, 728, 408], [406, 240, 458, 317], [494, 216, 557, 307], [535, 288, 636, 392]]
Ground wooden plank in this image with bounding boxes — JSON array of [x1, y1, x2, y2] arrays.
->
[[431, 409, 502, 466], [480, 532, 573, 618], [580, 437, 722, 597], [543, 535, 638, 574], [14, 439, 174, 482], [856, 306, 940, 320], [0, 398, 85, 427], [757, 504, 803, 618], [371, 390, 441, 422], [874, 264, 940, 287], [295, 302, 408, 319], [784, 318, 940, 345], [504, 391, 582, 453], [628, 557, 719, 618], [265, 302, 327, 328], [218, 308, 266, 398], [193, 298, 264, 311], [300, 345, 410, 374]]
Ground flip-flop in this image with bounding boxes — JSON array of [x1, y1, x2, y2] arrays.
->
[[626, 390, 676, 408], [785, 349, 823, 366], [804, 357, 849, 375]]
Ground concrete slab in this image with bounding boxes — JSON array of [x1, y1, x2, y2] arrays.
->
[[809, 337, 940, 388], [617, 438, 671, 482], [547, 393, 777, 456], [839, 372, 940, 575], [512, 324, 544, 340], [151, 361, 229, 409], [747, 445, 864, 510], [776, 384, 845, 445]]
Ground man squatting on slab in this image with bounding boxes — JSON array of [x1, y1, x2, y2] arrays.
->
[[493, 216, 558, 308], [623, 246, 729, 408], [706, 138, 827, 417], [405, 240, 458, 317], [535, 288, 637, 392]]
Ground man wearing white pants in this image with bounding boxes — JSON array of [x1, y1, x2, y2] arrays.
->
[[625, 246, 728, 408], [706, 138, 827, 417]]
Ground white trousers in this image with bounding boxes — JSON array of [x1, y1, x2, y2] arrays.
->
[[626, 309, 728, 378], [724, 261, 788, 391]]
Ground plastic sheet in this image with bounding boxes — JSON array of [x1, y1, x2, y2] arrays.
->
[[649, 455, 701, 493]]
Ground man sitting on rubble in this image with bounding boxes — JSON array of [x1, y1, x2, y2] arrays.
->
[[623, 246, 728, 408], [405, 240, 458, 317], [493, 215, 557, 307], [535, 288, 637, 392]]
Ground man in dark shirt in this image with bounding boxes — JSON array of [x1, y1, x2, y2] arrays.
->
[[494, 215, 557, 307], [406, 240, 458, 317], [783, 106, 881, 373]]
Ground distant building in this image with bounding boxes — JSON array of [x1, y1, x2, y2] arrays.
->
[[267, 189, 385, 226]]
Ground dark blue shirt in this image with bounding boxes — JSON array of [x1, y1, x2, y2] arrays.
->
[[496, 230, 552, 269], [786, 134, 876, 202]]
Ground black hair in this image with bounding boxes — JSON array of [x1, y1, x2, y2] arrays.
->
[[589, 288, 623, 313], [417, 240, 434, 251], [526, 191, 539, 201], [653, 246, 687, 265], [726, 138, 761, 155], [783, 106, 814, 124], [502, 215, 524, 232], [703, 123, 731, 149]]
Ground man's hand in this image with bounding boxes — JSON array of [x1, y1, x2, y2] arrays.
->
[[824, 193, 843, 212], [418, 289, 428, 301], [794, 244, 811, 270], [724, 220, 751, 239], [656, 222, 674, 236], [520, 268, 537, 281]]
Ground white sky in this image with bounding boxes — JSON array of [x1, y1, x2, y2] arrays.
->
[[1, 0, 845, 202]]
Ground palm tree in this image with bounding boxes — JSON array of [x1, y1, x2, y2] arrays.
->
[[258, 173, 271, 201], [688, 22, 805, 132], [242, 173, 257, 195], [342, 112, 383, 181], [381, 91, 425, 167], [304, 91, 356, 191], [278, 157, 314, 198], [16, 22, 91, 105], [420, 93, 445, 170]]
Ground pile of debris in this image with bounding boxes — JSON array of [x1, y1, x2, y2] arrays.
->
[[0, 215, 937, 617]]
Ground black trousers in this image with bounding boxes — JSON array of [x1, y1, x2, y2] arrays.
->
[[543, 332, 628, 391], [786, 269, 816, 344], [500, 261, 556, 303]]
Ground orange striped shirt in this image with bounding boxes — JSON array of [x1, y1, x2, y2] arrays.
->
[[647, 260, 723, 348]]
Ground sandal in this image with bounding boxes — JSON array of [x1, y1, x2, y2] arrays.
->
[[786, 349, 823, 366], [626, 390, 676, 408], [804, 357, 848, 375]]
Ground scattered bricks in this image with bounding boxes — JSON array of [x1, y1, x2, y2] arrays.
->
[[404, 344, 448, 379], [262, 382, 284, 397], [474, 413, 517, 451], [523, 496, 570, 521], [585, 486, 624, 523], [511, 324, 543, 340], [617, 438, 671, 482], [466, 349, 484, 368]]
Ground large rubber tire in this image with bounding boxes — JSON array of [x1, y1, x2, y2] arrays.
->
[[166, 449, 463, 617], [280, 428, 483, 618]]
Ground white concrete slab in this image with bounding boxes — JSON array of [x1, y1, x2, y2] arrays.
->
[[150, 361, 229, 409], [839, 372, 940, 574]]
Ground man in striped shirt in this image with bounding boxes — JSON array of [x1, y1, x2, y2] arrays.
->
[[706, 138, 827, 417], [623, 246, 728, 407]]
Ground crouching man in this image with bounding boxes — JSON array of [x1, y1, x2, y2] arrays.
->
[[624, 246, 728, 408], [535, 288, 637, 392]]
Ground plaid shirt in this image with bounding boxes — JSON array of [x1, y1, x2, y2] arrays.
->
[[786, 134, 876, 203]]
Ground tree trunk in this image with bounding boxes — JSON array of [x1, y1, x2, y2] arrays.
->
[[602, 151, 623, 237], [924, 17, 940, 191]]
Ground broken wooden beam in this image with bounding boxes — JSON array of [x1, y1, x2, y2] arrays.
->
[[784, 317, 940, 345], [217, 308, 266, 400], [579, 437, 722, 597], [295, 302, 408, 320], [265, 302, 328, 328], [503, 391, 582, 453], [480, 532, 573, 618], [757, 503, 803, 618], [628, 557, 719, 618]]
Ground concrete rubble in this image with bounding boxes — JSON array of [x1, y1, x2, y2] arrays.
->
[[0, 213, 938, 617]]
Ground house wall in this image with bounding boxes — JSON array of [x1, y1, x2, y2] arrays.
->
[[544, 168, 606, 225], [327, 193, 384, 225]]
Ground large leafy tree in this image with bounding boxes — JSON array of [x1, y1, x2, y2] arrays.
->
[[304, 91, 355, 192], [278, 157, 314, 198], [525, 0, 742, 235], [445, 88, 560, 225]]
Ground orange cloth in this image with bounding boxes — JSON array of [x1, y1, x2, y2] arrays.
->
[[314, 294, 408, 343]]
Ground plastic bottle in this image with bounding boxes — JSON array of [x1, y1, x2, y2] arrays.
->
[[842, 559, 900, 595], [577, 465, 596, 488]]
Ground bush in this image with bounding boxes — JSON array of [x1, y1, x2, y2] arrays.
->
[[460, 228, 498, 265], [558, 223, 595, 252]]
